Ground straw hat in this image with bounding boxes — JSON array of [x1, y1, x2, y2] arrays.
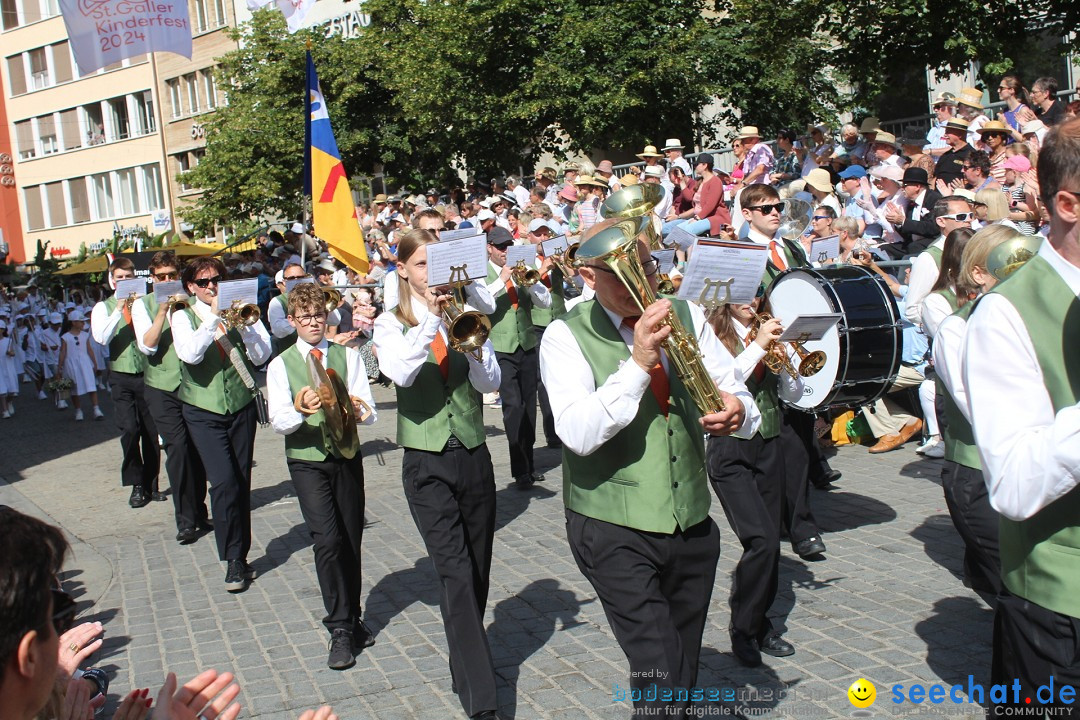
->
[[804, 168, 834, 193], [858, 117, 881, 134], [574, 175, 608, 188], [956, 88, 984, 110], [943, 118, 970, 133], [735, 126, 760, 140], [976, 120, 1010, 136], [873, 130, 900, 148], [661, 138, 683, 151], [621, 174, 639, 186], [931, 91, 957, 107], [636, 145, 663, 159]]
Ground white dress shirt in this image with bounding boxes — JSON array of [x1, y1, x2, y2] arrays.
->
[[170, 299, 272, 367], [920, 291, 953, 339], [963, 241, 1080, 521], [932, 312, 970, 422], [484, 261, 552, 309], [904, 236, 944, 327], [267, 337, 377, 436], [268, 296, 295, 339], [90, 296, 125, 346], [538, 299, 760, 457], [131, 296, 159, 355], [372, 295, 500, 393]]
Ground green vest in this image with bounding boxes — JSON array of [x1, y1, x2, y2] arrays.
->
[[939, 303, 980, 469], [103, 297, 146, 374], [764, 238, 810, 283], [531, 268, 567, 329], [926, 244, 943, 269], [140, 295, 182, 392], [933, 287, 957, 312], [560, 299, 710, 534], [395, 327, 486, 452], [272, 295, 298, 355], [177, 308, 256, 415], [733, 337, 781, 440], [989, 254, 1080, 617], [281, 343, 348, 461], [486, 264, 537, 353]]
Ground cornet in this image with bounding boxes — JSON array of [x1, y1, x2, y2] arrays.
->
[[220, 299, 261, 330], [444, 266, 491, 361], [512, 260, 541, 287], [748, 313, 827, 378], [322, 288, 342, 315], [167, 295, 190, 313]]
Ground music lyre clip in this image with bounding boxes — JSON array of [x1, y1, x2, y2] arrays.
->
[[698, 277, 735, 311], [816, 252, 828, 263], [448, 264, 468, 285], [797, 332, 812, 343]]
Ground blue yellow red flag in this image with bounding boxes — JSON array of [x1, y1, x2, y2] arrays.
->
[[304, 52, 369, 273]]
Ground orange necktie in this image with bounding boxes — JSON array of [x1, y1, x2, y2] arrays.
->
[[623, 318, 670, 416], [310, 346, 323, 363], [121, 301, 132, 327], [430, 332, 449, 380], [769, 241, 788, 271], [504, 279, 519, 309]]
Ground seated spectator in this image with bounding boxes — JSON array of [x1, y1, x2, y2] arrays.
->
[[801, 206, 836, 259], [831, 216, 863, 263], [803, 168, 842, 216], [972, 188, 1018, 232]]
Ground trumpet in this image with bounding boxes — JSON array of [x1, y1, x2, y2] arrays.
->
[[167, 294, 190, 313], [748, 313, 827, 378], [322, 288, 342, 315], [444, 266, 491, 361], [220, 299, 261, 330], [512, 260, 541, 287]]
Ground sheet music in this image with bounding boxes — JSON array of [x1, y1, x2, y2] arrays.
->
[[677, 239, 769, 307], [114, 278, 147, 299], [440, 228, 484, 242], [809, 235, 841, 265], [286, 277, 317, 293], [152, 280, 185, 302], [653, 249, 677, 275], [216, 278, 258, 309], [778, 314, 842, 342], [426, 235, 489, 286], [667, 226, 699, 252], [505, 245, 538, 267], [541, 236, 569, 257]]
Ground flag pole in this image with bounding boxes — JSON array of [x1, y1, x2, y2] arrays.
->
[[301, 38, 313, 270]]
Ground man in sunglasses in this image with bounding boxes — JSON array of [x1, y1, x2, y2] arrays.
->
[[0, 505, 69, 720], [90, 256, 161, 509], [172, 256, 272, 593], [903, 196, 972, 328], [132, 251, 210, 545], [269, 263, 311, 356]]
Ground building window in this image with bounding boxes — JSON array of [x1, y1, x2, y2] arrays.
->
[[91, 172, 114, 219], [24, 186, 45, 230], [84, 103, 105, 145], [193, 0, 207, 31], [107, 96, 130, 140], [29, 47, 49, 90], [37, 114, 58, 155], [176, 152, 193, 192], [51, 41, 72, 84], [69, 178, 90, 224], [132, 91, 155, 136], [183, 73, 199, 114], [6, 55, 27, 95], [46, 181, 66, 227], [43, 0, 59, 17], [117, 167, 139, 215], [166, 79, 182, 118], [1, 0, 18, 30], [142, 164, 165, 209], [202, 69, 217, 110], [60, 108, 80, 150], [15, 120, 35, 160], [213, 0, 225, 25]]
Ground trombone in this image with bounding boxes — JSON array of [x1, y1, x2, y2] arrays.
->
[[443, 265, 491, 361], [747, 312, 827, 378]]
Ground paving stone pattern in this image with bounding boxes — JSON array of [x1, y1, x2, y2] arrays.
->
[[0, 382, 992, 719]]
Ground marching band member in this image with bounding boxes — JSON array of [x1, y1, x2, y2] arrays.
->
[[484, 226, 552, 488], [372, 229, 504, 720], [171, 256, 272, 593], [529, 226, 569, 449], [706, 292, 801, 666], [131, 251, 209, 545], [267, 282, 377, 671], [963, 119, 1080, 713], [267, 263, 309, 355], [539, 222, 759, 718], [90, 257, 161, 509]]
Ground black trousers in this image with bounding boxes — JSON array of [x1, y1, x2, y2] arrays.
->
[[144, 385, 207, 532], [707, 433, 782, 642], [785, 407, 833, 485], [402, 444, 497, 717], [495, 347, 537, 478], [534, 326, 558, 445], [566, 508, 720, 719], [182, 402, 256, 562], [991, 589, 1080, 717], [288, 454, 366, 632], [778, 410, 821, 544], [109, 371, 160, 491], [941, 460, 1002, 601]]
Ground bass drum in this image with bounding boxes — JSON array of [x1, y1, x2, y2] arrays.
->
[[767, 265, 902, 411]]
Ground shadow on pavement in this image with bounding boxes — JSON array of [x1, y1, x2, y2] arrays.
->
[[769, 557, 845, 636], [251, 521, 312, 578], [494, 483, 556, 533], [914, 595, 993, 694], [489, 578, 591, 719], [363, 557, 440, 637], [699, 644, 789, 716], [910, 514, 966, 580], [812, 490, 898, 532]]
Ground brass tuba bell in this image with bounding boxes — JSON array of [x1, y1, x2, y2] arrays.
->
[[167, 294, 191, 314], [986, 234, 1042, 280], [600, 183, 667, 250], [322, 288, 342, 315]]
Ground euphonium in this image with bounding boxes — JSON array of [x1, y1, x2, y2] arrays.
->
[[322, 288, 342, 315], [444, 267, 491, 361], [512, 260, 541, 287], [221, 299, 261, 330], [575, 216, 725, 414], [600, 183, 675, 292], [987, 234, 1042, 280]]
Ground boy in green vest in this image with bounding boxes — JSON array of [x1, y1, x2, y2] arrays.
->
[[267, 282, 377, 671], [539, 221, 760, 717], [131, 251, 209, 545], [90, 256, 161, 509], [171, 256, 272, 594], [964, 119, 1080, 713], [483, 226, 552, 488]]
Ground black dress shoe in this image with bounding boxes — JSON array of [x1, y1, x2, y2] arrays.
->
[[760, 633, 795, 658], [129, 489, 150, 509], [811, 469, 842, 489], [514, 474, 535, 490], [533, 473, 545, 483], [470, 712, 506, 720], [794, 536, 827, 559], [176, 528, 200, 545], [327, 629, 355, 670], [151, 491, 168, 502], [546, 439, 562, 449], [353, 619, 376, 649], [730, 630, 761, 667]]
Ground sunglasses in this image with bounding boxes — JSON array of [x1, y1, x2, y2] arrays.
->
[[152, 271, 179, 281], [52, 588, 77, 635], [941, 212, 973, 222], [812, 215, 831, 221], [747, 202, 785, 215], [193, 275, 223, 288], [283, 274, 309, 281]]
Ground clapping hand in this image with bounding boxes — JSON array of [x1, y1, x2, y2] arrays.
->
[[58, 622, 105, 678], [152, 670, 242, 720]]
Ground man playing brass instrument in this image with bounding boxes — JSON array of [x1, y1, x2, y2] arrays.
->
[[539, 221, 759, 718]]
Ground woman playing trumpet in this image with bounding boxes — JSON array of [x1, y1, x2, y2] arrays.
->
[[371, 228, 506, 720]]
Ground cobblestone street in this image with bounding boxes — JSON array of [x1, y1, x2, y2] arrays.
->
[[0, 382, 991, 719]]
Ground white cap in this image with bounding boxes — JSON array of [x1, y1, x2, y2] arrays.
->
[[67, 310, 85, 322], [275, 269, 285, 284], [290, 222, 305, 234], [49, 312, 63, 324], [642, 165, 665, 178], [528, 218, 551, 234], [476, 209, 496, 222]]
